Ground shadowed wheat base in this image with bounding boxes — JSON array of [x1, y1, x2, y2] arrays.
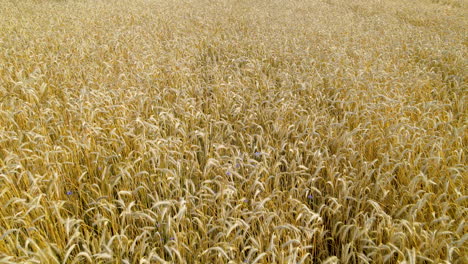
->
[[0, 0, 466, 263]]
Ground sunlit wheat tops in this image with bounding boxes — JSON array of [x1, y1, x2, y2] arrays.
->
[[0, 0, 466, 263]]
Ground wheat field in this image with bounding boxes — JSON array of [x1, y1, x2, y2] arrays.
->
[[0, 0, 466, 263]]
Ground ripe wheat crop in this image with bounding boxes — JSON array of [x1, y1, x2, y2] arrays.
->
[[0, 0, 466, 263]]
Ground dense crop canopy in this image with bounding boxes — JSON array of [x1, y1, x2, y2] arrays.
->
[[0, 0, 466, 263]]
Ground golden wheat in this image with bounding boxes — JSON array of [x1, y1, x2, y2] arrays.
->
[[0, 0, 466, 263]]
